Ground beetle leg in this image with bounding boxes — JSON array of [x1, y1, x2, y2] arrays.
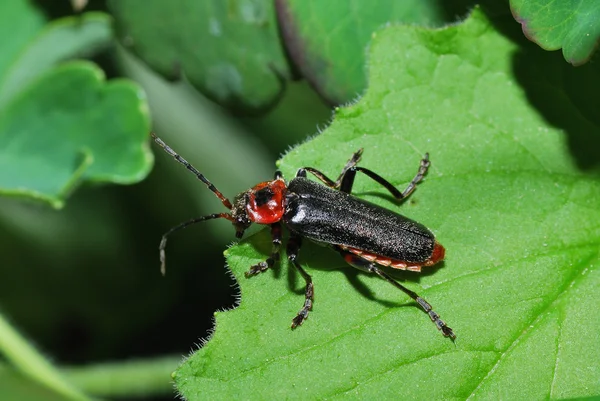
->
[[337, 247, 455, 340], [296, 148, 364, 188], [245, 223, 282, 277], [297, 167, 334, 186], [398, 153, 430, 199], [339, 153, 430, 199], [334, 148, 363, 184], [287, 235, 315, 328], [299, 151, 429, 200]]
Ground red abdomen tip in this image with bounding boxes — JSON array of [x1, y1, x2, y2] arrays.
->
[[430, 242, 445, 265]]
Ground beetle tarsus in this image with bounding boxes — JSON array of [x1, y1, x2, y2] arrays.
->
[[400, 153, 430, 199], [291, 282, 314, 329], [417, 297, 456, 340], [245, 223, 282, 277], [245, 260, 271, 277]]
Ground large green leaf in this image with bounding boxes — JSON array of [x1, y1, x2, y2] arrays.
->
[[173, 7, 600, 400], [511, 0, 600, 65], [276, 0, 446, 105], [0, 1, 152, 208], [0, 62, 152, 208], [108, 0, 291, 113]]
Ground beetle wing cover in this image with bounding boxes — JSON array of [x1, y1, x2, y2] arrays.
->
[[285, 178, 435, 263]]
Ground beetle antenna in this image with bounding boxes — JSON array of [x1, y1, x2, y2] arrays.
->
[[151, 133, 233, 210], [159, 213, 234, 275]]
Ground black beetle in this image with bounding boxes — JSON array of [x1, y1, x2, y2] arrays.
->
[[151, 133, 454, 339]]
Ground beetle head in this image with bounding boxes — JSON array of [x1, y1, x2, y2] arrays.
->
[[243, 179, 287, 226]]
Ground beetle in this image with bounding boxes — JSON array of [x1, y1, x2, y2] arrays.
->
[[151, 133, 455, 340]]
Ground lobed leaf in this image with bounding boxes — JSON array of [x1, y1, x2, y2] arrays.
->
[[0, 62, 152, 208], [0, 1, 152, 208], [108, 0, 291, 113], [175, 7, 600, 400]]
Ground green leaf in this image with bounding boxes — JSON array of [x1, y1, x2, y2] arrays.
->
[[0, 10, 113, 107], [108, 0, 291, 113], [0, 62, 152, 209], [277, 0, 446, 105], [0, 1, 152, 208], [510, 0, 600, 65], [174, 7, 600, 400]]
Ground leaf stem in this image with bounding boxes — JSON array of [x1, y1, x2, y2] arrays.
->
[[0, 311, 89, 401], [61, 355, 181, 398]]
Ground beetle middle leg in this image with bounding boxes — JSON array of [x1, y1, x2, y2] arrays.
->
[[245, 223, 282, 277], [337, 247, 455, 340], [286, 234, 315, 328]]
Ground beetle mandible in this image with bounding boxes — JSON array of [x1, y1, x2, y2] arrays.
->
[[151, 133, 455, 340]]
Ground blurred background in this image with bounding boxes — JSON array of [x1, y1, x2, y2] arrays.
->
[[0, 0, 332, 370]]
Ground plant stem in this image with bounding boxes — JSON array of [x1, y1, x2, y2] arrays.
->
[[0, 311, 89, 401], [61, 355, 181, 398]]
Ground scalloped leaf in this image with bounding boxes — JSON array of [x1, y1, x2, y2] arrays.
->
[[0, 62, 152, 208], [108, 0, 291, 113], [511, 0, 600, 65], [173, 8, 600, 400], [0, 1, 152, 208]]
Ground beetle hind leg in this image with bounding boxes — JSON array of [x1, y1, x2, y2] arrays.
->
[[338, 247, 456, 340]]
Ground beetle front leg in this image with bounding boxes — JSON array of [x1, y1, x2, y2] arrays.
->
[[296, 148, 363, 189], [287, 234, 315, 328], [245, 223, 282, 277], [338, 248, 455, 340], [299, 151, 429, 201], [339, 153, 430, 199]]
